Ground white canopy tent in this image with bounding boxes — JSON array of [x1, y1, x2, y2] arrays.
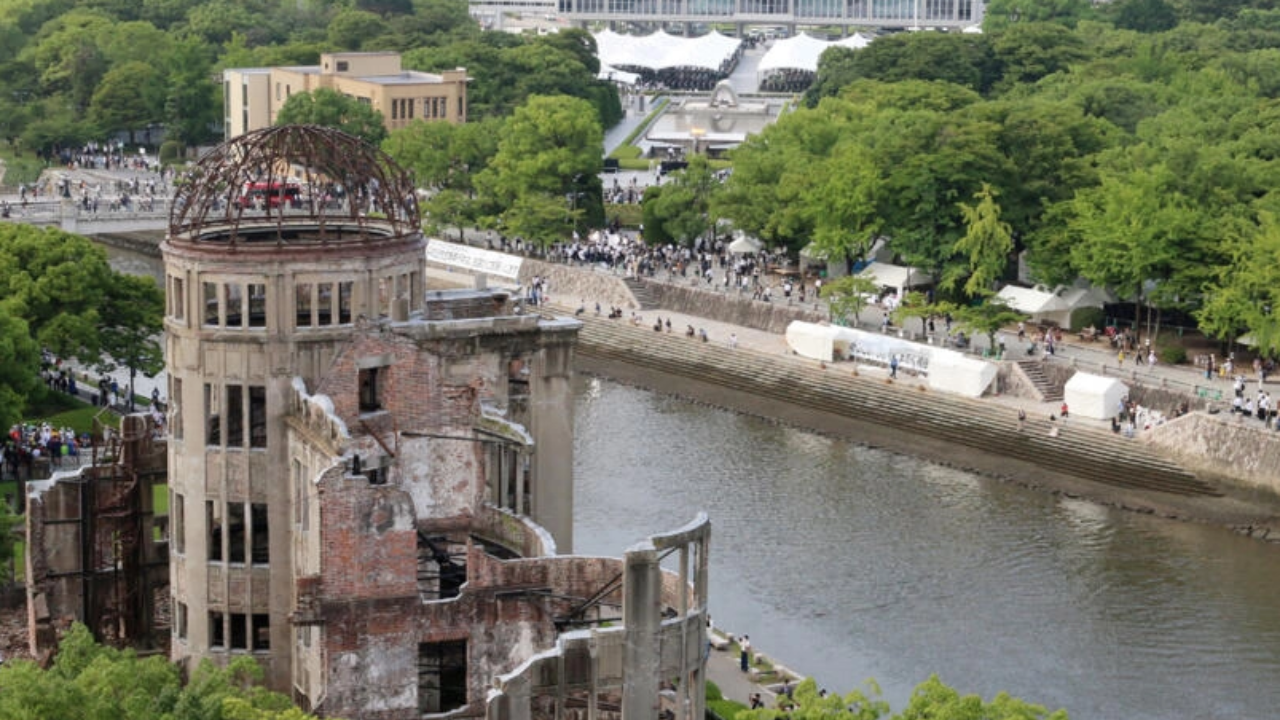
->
[[757, 33, 874, 78], [758, 33, 832, 75], [598, 65, 640, 85], [593, 29, 742, 73], [997, 283, 1112, 328], [728, 234, 765, 254], [785, 322, 995, 397], [856, 263, 933, 299], [1064, 373, 1128, 420]]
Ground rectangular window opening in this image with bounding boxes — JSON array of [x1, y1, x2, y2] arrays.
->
[[249, 386, 266, 448], [338, 282, 353, 323], [418, 640, 468, 714], [248, 283, 266, 328], [207, 500, 223, 562], [177, 602, 188, 639], [204, 382, 220, 446], [227, 502, 246, 564], [173, 492, 186, 554], [296, 282, 313, 327], [226, 384, 244, 447], [203, 282, 219, 327], [210, 611, 225, 648], [225, 283, 243, 328], [317, 282, 333, 325], [230, 612, 248, 650], [252, 614, 271, 651], [251, 502, 269, 564], [358, 367, 383, 413], [171, 377, 183, 440]]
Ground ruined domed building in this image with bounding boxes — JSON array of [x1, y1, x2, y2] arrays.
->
[[25, 126, 710, 720]]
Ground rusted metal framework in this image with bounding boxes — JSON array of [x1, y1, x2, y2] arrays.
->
[[169, 124, 419, 243]]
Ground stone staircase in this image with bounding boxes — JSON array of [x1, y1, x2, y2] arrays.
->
[[565, 314, 1222, 499], [622, 277, 659, 311], [1017, 360, 1064, 402]]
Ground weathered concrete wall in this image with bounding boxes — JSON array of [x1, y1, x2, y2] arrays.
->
[[517, 259, 639, 311], [646, 283, 827, 334], [1144, 413, 1280, 494]]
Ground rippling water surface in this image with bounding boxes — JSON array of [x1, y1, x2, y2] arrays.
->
[[573, 377, 1280, 720]]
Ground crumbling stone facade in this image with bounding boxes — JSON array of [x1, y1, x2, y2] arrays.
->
[[152, 126, 709, 720]]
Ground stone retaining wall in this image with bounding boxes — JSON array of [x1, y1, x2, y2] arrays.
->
[[1145, 413, 1280, 495], [646, 283, 826, 334], [516, 258, 639, 311]]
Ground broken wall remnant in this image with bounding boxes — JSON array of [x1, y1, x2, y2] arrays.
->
[[25, 414, 170, 656]]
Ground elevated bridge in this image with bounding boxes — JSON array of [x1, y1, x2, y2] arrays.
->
[[1, 199, 170, 235]]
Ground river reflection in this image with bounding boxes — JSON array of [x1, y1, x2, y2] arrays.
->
[[573, 376, 1280, 720]]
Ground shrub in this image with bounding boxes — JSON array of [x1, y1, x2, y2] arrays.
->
[[159, 140, 185, 165], [1158, 344, 1187, 365]]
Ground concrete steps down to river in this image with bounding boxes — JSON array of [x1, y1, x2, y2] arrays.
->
[[565, 313, 1223, 499]]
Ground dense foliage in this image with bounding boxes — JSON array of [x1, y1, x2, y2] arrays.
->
[[0, 0, 619, 151], [0, 623, 319, 720], [0, 224, 163, 431], [715, 5, 1280, 354]]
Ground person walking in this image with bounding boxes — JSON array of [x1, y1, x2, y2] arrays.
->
[[890, 355, 899, 379], [740, 635, 751, 672]]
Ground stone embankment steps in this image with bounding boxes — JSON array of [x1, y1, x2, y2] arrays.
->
[[622, 277, 660, 310], [1017, 360, 1063, 402], [565, 314, 1222, 499]]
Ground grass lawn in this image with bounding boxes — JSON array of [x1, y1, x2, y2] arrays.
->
[[23, 390, 119, 435], [0, 145, 49, 187]]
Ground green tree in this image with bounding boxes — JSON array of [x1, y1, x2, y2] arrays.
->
[[88, 60, 164, 142], [164, 36, 220, 146], [0, 623, 322, 720], [640, 155, 719, 245], [945, 184, 1014, 298], [982, 0, 1095, 32], [952, 299, 1028, 352], [0, 306, 40, 452], [1196, 212, 1280, 357], [1111, 0, 1179, 32], [475, 95, 603, 247], [820, 275, 880, 326], [275, 87, 388, 145], [326, 8, 388, 50], [98, 274, 164, 412]]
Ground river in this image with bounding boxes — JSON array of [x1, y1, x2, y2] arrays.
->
[[573, 376, 1280, 720]]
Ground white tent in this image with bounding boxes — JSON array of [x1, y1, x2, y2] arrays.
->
[[728, 234, 764, 254], [856, 263, 933, 298], [785, 322, 995, 397], [598, 65, 640, 85], [927, 347, 997, 398], [758, 33, 832, 74], [593, 30, 741, 73], [834, 33, 873, 49], [1063, 373, 1128, 420], [997, 283, 1112, 328]]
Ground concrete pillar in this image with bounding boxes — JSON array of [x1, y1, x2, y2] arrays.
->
[[530, 340, 576, 552], [622, 545, 661, 720]]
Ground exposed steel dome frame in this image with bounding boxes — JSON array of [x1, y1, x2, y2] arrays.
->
[[169, 124, 419, 243]]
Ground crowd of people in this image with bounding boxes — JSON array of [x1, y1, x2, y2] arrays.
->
[[4, 423, 87, 481]]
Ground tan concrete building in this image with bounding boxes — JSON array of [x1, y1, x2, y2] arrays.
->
[[223, 52, 468, 139]]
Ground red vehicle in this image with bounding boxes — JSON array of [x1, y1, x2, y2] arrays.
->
[[238, 181, 302, 209]]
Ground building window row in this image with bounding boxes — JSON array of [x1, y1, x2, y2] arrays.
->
[[205, 383, 267, 449], [391, 97, 416, 120], [210, 611, 271, 651], [202, 281, 267, 329], [377, 270, 421, 319], [295, 280, 354, 328], [206, 500, 270, 565]]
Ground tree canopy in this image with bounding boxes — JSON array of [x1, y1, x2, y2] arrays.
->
[[0, 623, 319, 720], [734, 9, 1280, 352], [275, 87, 388, 146], [0, 224, 163, 428]]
